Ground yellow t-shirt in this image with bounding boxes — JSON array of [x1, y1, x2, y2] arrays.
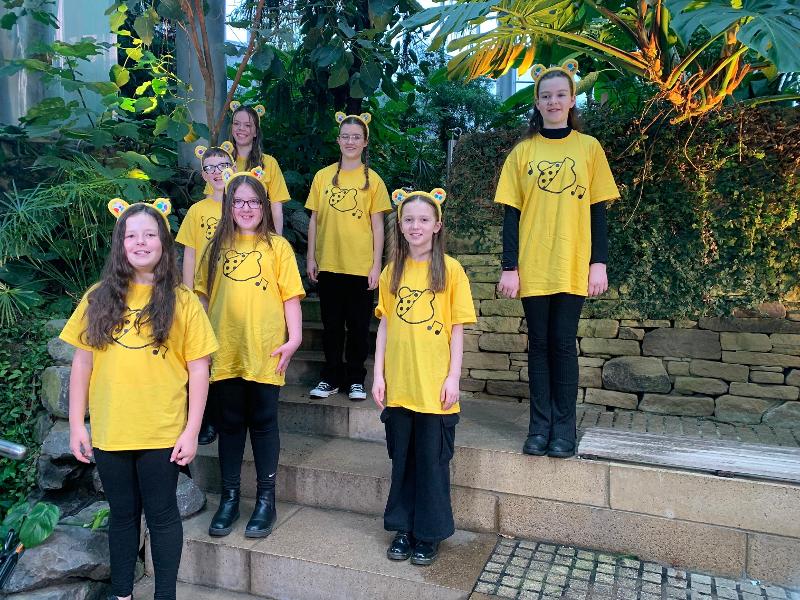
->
[[195, 234, 306, 385], [59, 283, 219, 451], [494, 131, 619, 297], [305, 163, 391, 277], [375, 255, 476, 414], [176, 197, 222, 260], [203, 154, 291, 203]]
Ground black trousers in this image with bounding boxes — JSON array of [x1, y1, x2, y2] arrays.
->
[[382, 407, 459, 543], [93, 447, 181, 600], [522, 293, 585, 443], [213, 378, 280, 493], [317, 271, 373, 387]]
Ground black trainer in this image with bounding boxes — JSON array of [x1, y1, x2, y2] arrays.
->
[[310, 381, 339, 399]]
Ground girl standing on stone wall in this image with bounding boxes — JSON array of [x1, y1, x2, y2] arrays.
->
[[494, 60, 620, 458]]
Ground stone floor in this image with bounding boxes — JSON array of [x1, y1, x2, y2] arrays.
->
[[576, 405, 800, 448], [472, 538, 798, 600]]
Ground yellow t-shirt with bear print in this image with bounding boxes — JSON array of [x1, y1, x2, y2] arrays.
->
[[176, 197, 222, 261]]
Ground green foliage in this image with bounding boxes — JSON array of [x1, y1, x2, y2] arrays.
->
[[448, 104, 799, 317], [1, 501, 60, 548]]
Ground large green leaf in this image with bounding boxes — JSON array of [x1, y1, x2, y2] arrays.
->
[[667, 0, 800, 72], [18, 502, 59, 548], [401, 0, 497, 51]]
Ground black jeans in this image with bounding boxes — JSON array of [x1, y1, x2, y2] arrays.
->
[[317, 271, 374, 387], [213, 378, 280, 494], [382, 407, 459, 543], [522, 293, 585, 443], [93, 447, 181, 600]]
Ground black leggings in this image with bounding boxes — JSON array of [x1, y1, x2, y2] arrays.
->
[[213, 378, 280, 493], [522, 293, 585, 443], [93, 447, 181, 600]]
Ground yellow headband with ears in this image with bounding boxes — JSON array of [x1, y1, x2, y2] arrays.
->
[[335, 111, 371, 138], [531, 59, 579, 97], [221, 167, 265, 192], [230, 101, 266, 122], [107, 198, 172, 224], [194, 141, 234, 162], [391, 188, 446, 220]]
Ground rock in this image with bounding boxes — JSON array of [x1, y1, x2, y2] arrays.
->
[[462, 378, 486, 392], [787, 370, 800, 387], [92, 468, 104, 494], [34, 412, 55, 444], [486, 380, 530, 397], [770, 333, 800, 356], [41, 420, 91, 460], [176, 473, 206, 519], [579, 357, 606, 368], [722, 351, 800, 368], [36, 456, 84, 491], [46, 338, 75, 365], [470, 283, 497, 301], [698, 317, 800, 334], [2, 525, 110, 593], [642, 329, 721, 360], [750, 371, 786, 384], [40, 366, 74, 419], [673, 376, 729, 396], [666, 361, 690, 376], [44, 318, 68, 336], [580, 338, 641, 357], [478, 333, 527, 353], [602, 357, 670, 393], [463, 334, 480, 353], [715, 395, 781, 424], [579, 366, 602, 388], [621, 319, 671, 328], [59, 501, 109, 527], [469, 369, 519, 381], [0, 580, 108, 600], [479, 299, 525, 317], [618, 327, 644, 341], [455, 254, 500, 267], [757, 302, 787, 319], [688, 359, 748, 382], [674, 320, 698, 329], [788, 309, 800, 322], [762, 401, 800, 428], [465, 266, 502, 283], [474, 316, 521, 333], [639, 394, 714, 416], [287, 207, 310, 235], [462, 352, 509, 370], [577, 319, 619, 339], [719, 332, 771, 352], [728, 382, 799, 401], [584, 388, 638, 410]]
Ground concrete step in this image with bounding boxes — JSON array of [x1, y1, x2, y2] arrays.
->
[[285, 351, 375, 386], [134, 577, 264, 600], [146, 497, 495, 600], [298, 320, 378, 353]]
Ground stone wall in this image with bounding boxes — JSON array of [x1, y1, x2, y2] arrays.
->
[[457, 254, 800, 428]]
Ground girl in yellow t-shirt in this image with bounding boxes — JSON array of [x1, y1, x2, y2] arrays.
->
[[61, 199, 218, 600], [372, 188, 476, 567], [494, 61, 620, 459], [195, 168, 305, 539], [305, 111, 391, 401]]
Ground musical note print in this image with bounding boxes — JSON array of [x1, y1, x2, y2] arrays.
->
[[253, 277, 269, 291], [352, 208, 363, 219], [571, 185, 586, 200], [426, 320, 444, 335]]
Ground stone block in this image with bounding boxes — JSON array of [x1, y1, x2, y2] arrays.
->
[[770, 333, 800, 356], [462, 352, 509, 370], [666, 361, 690, 376], [642, 329, 721, 359], [463, 333, 480, 353], [479, 333, 527, 353], [577, 319, 619, 339], [461, 378, 486, 392], [480, 299, 525, 317], [602, 357, 670, 393], [724, 350, 800, 368], [580, 338, 641, 356], [639, 394, 714, 416], [40, 366, 74, 419], [714, 395, 781, 424], [747, 533, 800, 588], [452, 486, 499, 533], [621, 319, 672, 328], [673, 376, 728, 396], [579, 366, 602, 388], [787, 369, 800, 387], [455, 254, 499, 267], [584, 388, 638, 410], [470, 369, 519, 381], [465, 265, 501, 283], [520, 369, 529, 383], [762, 401, 800, 428], [470, 282, 497, 300], [579, 357, 606, 367], [474, 316, 521, 333], [749, 370, 784, 384], [37, 455, 84, 490], [486, 380, 529, 398], [728, 382, 799, 401], [674, 320, 698, 329], [699, 317, 800, 334], [618, 327, 644, 341], [719, 332, 771, 352], [47, 338, 75, 365], [688, 359, 748, 382]]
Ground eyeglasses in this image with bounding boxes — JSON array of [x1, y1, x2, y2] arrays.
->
[[232, 199, 262, 209], [202, 162, 232, 174], [338, 134, 364, 142]]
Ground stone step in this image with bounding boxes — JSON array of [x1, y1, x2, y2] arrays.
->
[[134, 577, 264, 600], [146, 497, 495, 600], [285, 352, 375, 386], [298, 320, 378, 353]]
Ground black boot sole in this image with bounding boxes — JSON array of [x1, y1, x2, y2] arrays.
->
[[522, 445, 548, 456], [208, 513, 239, 537], [410, 554, 437, 566], [547, 449, 575, 458], [387, 550, 411, 561], [244, 523, 274, 538]]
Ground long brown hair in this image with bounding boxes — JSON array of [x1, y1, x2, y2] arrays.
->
[[522, 71, 583, 141], [202, 175, 274, 297], [85, 204, 179, 348], [230, 106, 264, 170], [333, 116, 370, 191], [389, 195, 446, 294]]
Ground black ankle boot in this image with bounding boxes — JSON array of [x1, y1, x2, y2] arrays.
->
[[208, 488, 240, 536], [198, 422, 217, 445], [245, 488, 276, 538]]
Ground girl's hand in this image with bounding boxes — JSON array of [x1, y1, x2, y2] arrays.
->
[[70, 425, 93, 464], [306, 257, 318, 283], [272, 339, 301, 375], [367, 264, 381, 290], [171, 429, 199, 466], [440, 375, 461, 411], [588, 263, 608, 297], [497, 269, 520, 299], [372, 374, 386, 409]]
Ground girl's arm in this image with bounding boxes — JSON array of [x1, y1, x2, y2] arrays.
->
[[306, 211, 318, 283], [368, 212, 384, 290], [170, 355, 210, 466], [181, 246, 196, 288], [68, 348, 94, 463], [440, 324, 464, 411], [372, 317, 387, 409], [272, 296, 302, 374], [271, 201, 284, 236]]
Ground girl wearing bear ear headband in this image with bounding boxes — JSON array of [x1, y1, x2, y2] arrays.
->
[[494, 59, 620, 459], [60, 199, 218, 600]]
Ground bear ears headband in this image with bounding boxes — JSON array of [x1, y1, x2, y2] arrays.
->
[[335, 111, 371, 137], [221, 167, 265, 191], [230, 100, 266, 121], [391, 188, 446, 220], [531, 59, 579, 96], [194, 141, 234, 162], [108, 198, 171, 224]]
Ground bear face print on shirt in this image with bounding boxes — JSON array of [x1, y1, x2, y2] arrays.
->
[[528, 157, 585, 198], [325, 185, 363, 219], [111, 308, 168, 358], [201, 216, 219, 240], [222, 249, 268, 290]]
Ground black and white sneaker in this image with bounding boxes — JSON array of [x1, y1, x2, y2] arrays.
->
[[310, 381, 338, 399], [348, 384, 367, 401]]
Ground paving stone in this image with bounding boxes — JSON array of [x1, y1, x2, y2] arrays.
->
[[511, 556, 529, 567], [621, 558, 640, 568], [522, 578, 543, 589], [506, 565, 525, 576], [595, 572, 615, 584], [497, 585, 518, 598], [515, 548, 533, 559], [572, 570, 591, 580], [481, 571, 501, 583], [501, 575, 522, 587], [475, 581, 496, 594], [486, 561, 504, 572], [643, 570, 663, 583]]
